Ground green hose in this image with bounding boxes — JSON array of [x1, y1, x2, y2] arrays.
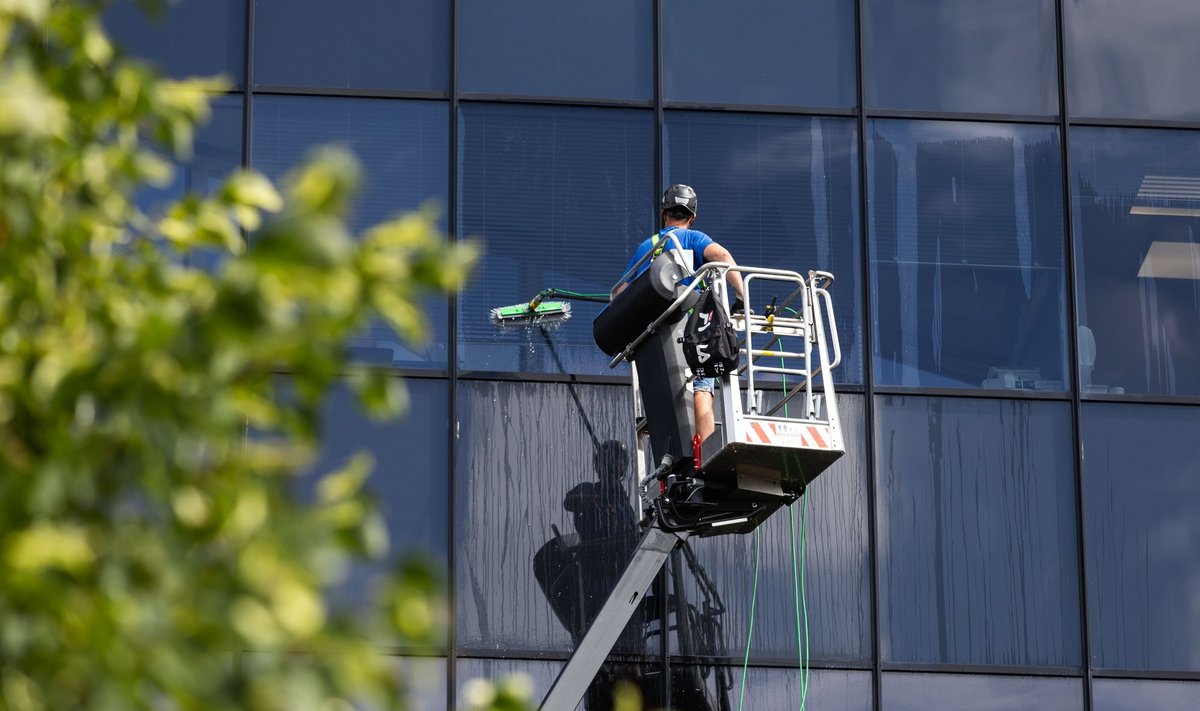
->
[[737, 529, 761, 711]]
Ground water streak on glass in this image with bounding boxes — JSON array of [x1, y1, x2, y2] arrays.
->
[[457, 103, 654, 375], [1082, 402, 1200, 671], [868, 120, 1067, 391], [670, 395, 871, 663], [456, 381, 647, 654], [875, 396, 1081, 667], [663, 112, 864, 384]]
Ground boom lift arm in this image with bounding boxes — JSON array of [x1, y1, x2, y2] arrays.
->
[[538, 243, 845, 710]]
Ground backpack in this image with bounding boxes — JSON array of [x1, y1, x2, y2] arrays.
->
[[682, 289, 740, 378]]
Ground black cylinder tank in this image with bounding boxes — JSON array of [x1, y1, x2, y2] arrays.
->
[[593, 255, 688, 357]]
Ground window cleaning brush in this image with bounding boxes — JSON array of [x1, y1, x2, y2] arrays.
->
[[488, 288, 609, 326]]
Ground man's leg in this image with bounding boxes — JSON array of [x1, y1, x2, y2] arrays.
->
[[693, 378, 715, 441]]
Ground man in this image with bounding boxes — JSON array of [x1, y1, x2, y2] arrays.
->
[[622, 184, 743, 443]]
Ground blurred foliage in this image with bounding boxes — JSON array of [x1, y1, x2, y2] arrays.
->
[[0, 1, 536, 709]]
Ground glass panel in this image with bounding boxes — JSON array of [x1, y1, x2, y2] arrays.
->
[[1093, 679, 1200, 711], [1066, 1, 1200, 121], [883, 673, 1083, 711], [253, 0, 448, 92], [1070, 127, 1200, 398], [105, 0, 245, 81], [683, 667, 871, 711], [457, 659, 657, 711], [458, 0, 651, 101], [662, 0, 854, 108], [297, 379, 450, 626], [663, 111, 864, 384], [669, 395, 871, 663], [137, 95, 243, 272], [456, 103, 654, 375], [875, 396, 1081, 666], [1082, 403, 1200, 672], [868, 120, 1067, 391], [242, 654, 447, 710], [252, 96, 450, 367], [456, 381, 653, 655], [863, 0, 1057, 116]]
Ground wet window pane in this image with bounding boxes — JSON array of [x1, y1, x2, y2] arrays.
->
[[1066, 1, 1200, 121], [663, 111, 864, 384], [252, 96, 450, 367], [864, 0, 1058, 116], [681, 666, 871, 711], [662, 0, 855, 108], [1070, 127, 1200, 398], [1082, 403, 1200, 672], [297, 379, 450, 625], [458, 0, 651, 101], [670, 395, 870, 663], [1093, 679, 1200, 711], [455, 381, 648, 655], [875, 396, 1081, 666], [105, 0, 244, 81], [868, 120, 1067, 391], [253, 0, 448, 92], [883, 673, 1082, 711], [456, 104, 654, 375]]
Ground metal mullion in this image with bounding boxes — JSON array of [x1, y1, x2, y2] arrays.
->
[[1080, 392, 1200, 407], [879, 661, 1085, 678], [871, 385, 1072, 402], [1068, 116, 1200, 131], [853, 0, 882, 708], [663, 100, 856, 118], [446, 0, 460, 704], [457, 92, 653, 110], [865, 107, 1060, 125], [1054, 0, 1094, 709], [653, 0, 670, 705], [252, 85, 448, 101]]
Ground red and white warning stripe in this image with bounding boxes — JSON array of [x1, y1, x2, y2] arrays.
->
[[741, 419, 832, 449]]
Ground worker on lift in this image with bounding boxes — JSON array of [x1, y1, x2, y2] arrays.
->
[[619, 184, 745, 442]]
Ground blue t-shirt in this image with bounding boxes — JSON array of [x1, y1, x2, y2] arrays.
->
[[624, 227, 715, 280]]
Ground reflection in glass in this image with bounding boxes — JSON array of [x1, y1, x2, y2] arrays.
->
[[1066, 0, 1200, 121], [863, 0, 1057, 116], [868, 120, 1067, 390], [457, 104, 653, 375], [105, 0, 245, 81], [882, 672, 1082, 711], [672, 395, 870, 663], [875, 396, 1080, 667], [1082, 403, 1200, 672], [1093, 678, 1200, 711], [663, 111, 863, 384], [455, 381, 647, 655], [1071, 128, 1200, 397], [252, 96, 450, 367], [662, 0, 854, 108], [253, 0, 448, 92], [458, 0, 651, 101], [688, 667, 871, 711], [296, 379, 450, 628]]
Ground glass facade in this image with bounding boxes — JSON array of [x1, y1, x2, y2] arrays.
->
[[112, 0, 1200, 707]]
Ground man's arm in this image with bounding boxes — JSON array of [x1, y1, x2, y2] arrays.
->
[[703, 242, 743, 300]]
